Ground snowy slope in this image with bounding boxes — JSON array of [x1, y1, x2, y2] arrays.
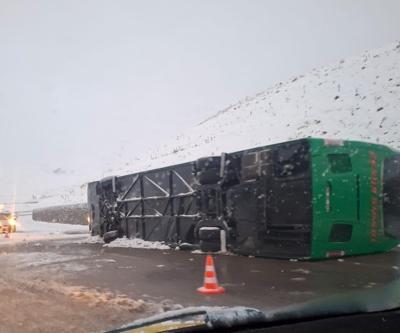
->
[[32, 184, 88, 207], [109, 41, 400, 178], [7, 183, 88, 214], [33, 41, 400, 207]]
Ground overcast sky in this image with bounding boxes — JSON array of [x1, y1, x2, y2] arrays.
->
[[1, 0, 400, 201]]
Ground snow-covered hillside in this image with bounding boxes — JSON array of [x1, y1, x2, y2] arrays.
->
[[110, 41, 400, 177], [34, 41, 400, 208], [8, 183, 88, 213]]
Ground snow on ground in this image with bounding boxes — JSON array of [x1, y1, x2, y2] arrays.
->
[[9, 183, 88, 214], [78, 235, 239, 253], [191, 249, 237, 256], [33, 183, 88, 208], [104, 237, 170, 250], [77, 235, 171, 250], [75, 235, 104, 244], [0, 215, 89, 245]]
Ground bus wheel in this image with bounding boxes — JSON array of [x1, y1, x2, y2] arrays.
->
[[103, 230, 119, 243], [200, 240, 221, 252], [199, 227, 221, 241]]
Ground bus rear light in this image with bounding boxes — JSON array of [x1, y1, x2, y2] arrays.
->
[[326, 250, 345, 258], [324, 139, 344, 147]]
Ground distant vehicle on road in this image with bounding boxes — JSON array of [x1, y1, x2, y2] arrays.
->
[[0, 211, 17, 233]]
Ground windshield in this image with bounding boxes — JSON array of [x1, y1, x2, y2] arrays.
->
[[383, 155, 400, 238], [1, 1, 400, 332]]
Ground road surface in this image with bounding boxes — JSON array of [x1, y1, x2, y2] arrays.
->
[[1, 217, 400, 332]]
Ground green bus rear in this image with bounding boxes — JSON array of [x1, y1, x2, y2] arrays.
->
[[310, 138, 400, 259]]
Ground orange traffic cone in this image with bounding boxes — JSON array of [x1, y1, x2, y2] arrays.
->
[[197, 255, 225, 295]]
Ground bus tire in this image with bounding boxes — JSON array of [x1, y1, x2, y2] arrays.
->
[[199, 227, 221, 241], [103, 230, 119, 244], [200, 240, 221, 252]]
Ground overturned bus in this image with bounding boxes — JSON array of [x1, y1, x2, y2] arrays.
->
[[87, 138, 400, 259]]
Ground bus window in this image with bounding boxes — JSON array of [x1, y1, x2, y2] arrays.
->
[[241, 150, 273, 181], [241, 152, 259, 181], [383, 155, 400, 239], [329, 223, 353, 242], [328, 154, 352, 173], [274, 143, 309, 178]]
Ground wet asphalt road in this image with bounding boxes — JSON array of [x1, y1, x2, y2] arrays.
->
[[3, 238, 400, 313]]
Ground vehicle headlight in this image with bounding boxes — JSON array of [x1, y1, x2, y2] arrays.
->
[[8, 218, 15, 226]]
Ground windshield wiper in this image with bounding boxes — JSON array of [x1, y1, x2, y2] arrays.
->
[[109, 278, 400, 332]]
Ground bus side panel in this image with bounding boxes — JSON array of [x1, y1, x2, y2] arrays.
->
[[228, 140, 313, 258], [96, 162, 200, 244]]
